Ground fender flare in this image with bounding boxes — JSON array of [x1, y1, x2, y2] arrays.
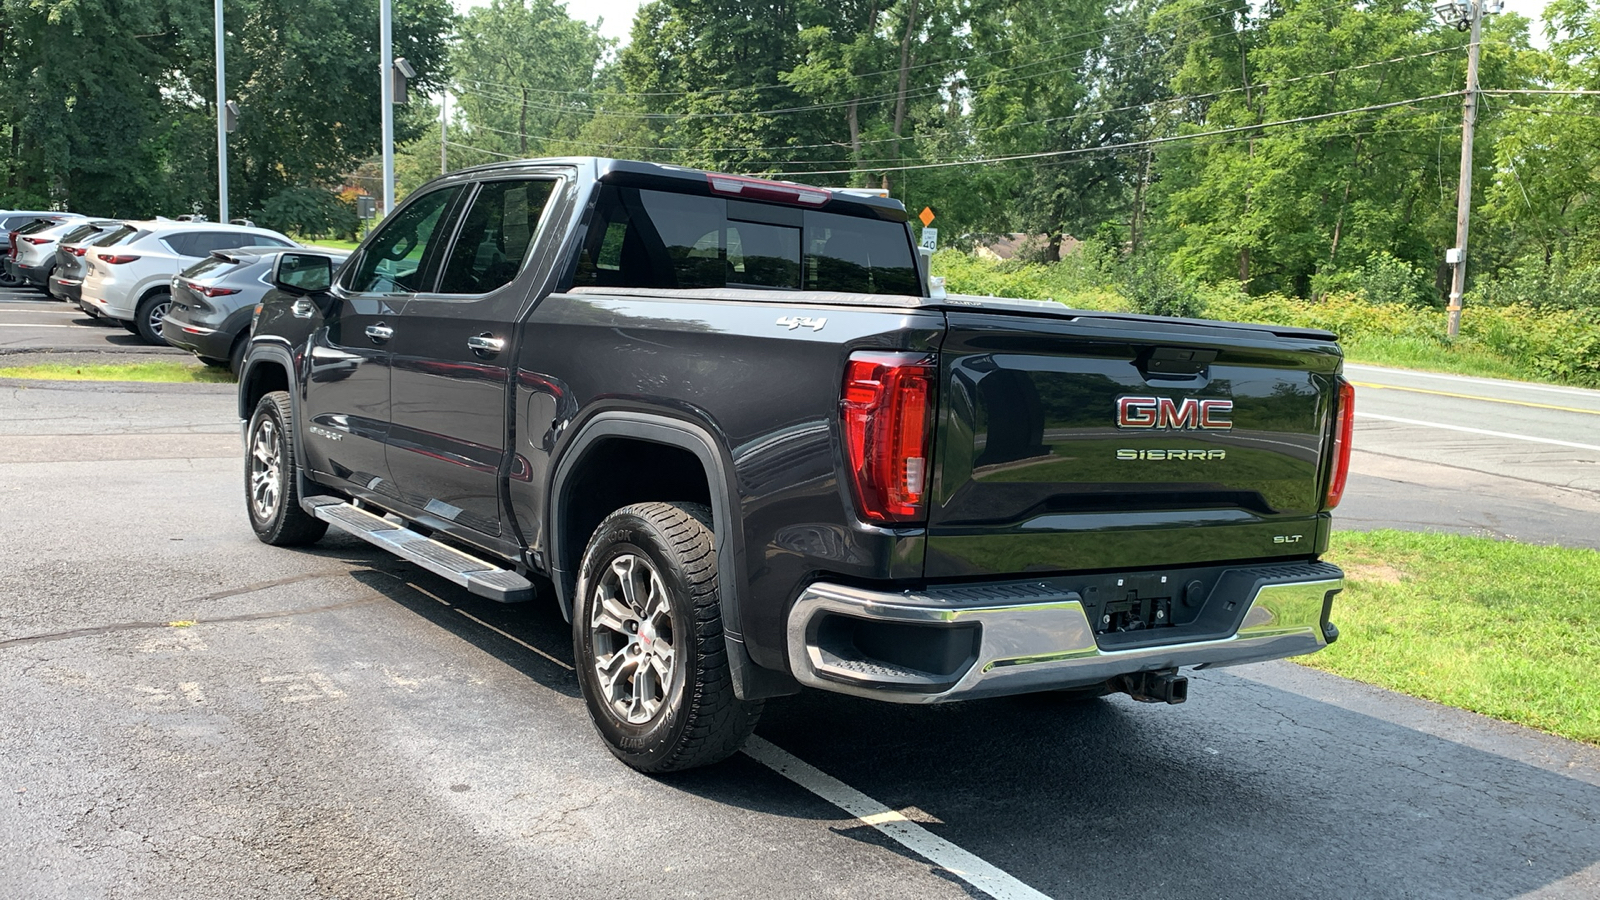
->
[[549, 411, 796, 701], [238, 343, 313, 493]]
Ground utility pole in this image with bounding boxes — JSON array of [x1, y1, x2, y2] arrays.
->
[[380, 0, 395, 217], [1438, 0, 1501, 337], [215, 0, 228, 223]]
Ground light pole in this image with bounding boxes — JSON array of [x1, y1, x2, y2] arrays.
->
[[1435, 0, 1503, 338], [380, 0, 395, 218], [215, 0, 228, 222]]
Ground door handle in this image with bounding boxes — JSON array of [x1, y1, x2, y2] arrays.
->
[[365, 323, 394, 343], [291, 298, 316, 319], [467, 334, 505, 356]]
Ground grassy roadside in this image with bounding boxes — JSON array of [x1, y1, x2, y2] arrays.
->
[[1312, 530, 1600, 746], [0, 361, 236, 384]]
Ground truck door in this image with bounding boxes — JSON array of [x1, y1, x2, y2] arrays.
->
[[384, 176, 563, 552], [299, 185, 463, 500]]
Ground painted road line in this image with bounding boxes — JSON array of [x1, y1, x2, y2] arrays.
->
[[1357, 412, 1600, 454], [1345, 364, 1600, 399], [742, 736, 1053, 900], [0, 323, 83, 328], [1350, 381, 1600, 416]]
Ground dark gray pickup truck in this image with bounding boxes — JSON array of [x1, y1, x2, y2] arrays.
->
[[239, 158, 1354, 772]]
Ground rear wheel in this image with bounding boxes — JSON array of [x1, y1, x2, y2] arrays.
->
[[228, 334, 248, 376], [134, 291, 173, 344], [573, 502, 762, 773], [0, 267, 22, 288], [245, 391, 328, 546]]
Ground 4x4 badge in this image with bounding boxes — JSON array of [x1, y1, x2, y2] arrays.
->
[[777, 315, 827, 332]]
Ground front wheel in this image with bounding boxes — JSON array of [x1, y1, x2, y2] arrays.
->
[[245, 391, 328, 546], [573, 502, 762, 773]]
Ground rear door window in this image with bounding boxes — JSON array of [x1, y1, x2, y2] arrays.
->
[[570, 187, 919, 295]]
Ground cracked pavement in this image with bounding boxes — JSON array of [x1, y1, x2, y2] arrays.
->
[[1, 362, 1598, 898]]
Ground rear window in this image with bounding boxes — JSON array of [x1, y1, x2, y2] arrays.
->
[[95, 225, 143, 247], [181, 256, 238, 280], [16, 219, 56, 235], [60, 224, 103, 245], [571, 186, 920, 295]]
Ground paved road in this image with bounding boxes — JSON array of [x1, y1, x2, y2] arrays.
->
[[0, 287, 182, 356], [1338, 363, 1600, 549], [2, 379, 1597, 900]]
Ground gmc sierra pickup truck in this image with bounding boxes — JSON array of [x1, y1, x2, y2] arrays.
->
[[240, 158, 1353, 772]]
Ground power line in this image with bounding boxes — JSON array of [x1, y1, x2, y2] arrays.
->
[[749, 92, 1463, 176]]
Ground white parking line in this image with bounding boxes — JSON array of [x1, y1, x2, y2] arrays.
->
[[0, 323, 81, 328], [1357, 412, 1600, 454], [742, 736, 1053, 900]]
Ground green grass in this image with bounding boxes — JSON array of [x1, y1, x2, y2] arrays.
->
[[0, 361, 236, 383], [298, 237, 360, 252], [1309, 530, 1600, 745]]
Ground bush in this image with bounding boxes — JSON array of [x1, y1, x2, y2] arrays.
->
[[254, 187, 360, 241], [930, 246, 1128, 311], [1469, 256, 1600, 311], [1310, 252, 1433, 307], [1122, 255, 1203, 318]]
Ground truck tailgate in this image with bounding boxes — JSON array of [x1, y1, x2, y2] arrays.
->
[[926, 309, 1344, 578]]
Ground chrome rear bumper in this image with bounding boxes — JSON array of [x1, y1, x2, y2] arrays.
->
[[786, 563, 1342, 703]]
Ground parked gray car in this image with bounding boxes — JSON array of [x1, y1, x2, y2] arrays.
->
[[163, 246, 349, 373], [50, 220, 139, 307], [46, 220, 124, 303]]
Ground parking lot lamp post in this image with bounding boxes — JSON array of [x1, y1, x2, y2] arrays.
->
[[215, 0, 228, 222], [380, 0, 395, 218]]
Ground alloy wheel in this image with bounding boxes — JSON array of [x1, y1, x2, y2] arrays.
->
[[589, 553, 677, 724], [249, 416, 281, 522]]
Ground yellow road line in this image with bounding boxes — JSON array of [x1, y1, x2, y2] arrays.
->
[[1350, 381, 1600, 416]]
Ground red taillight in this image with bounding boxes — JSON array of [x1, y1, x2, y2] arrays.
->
[[1325, 378, 1356, 509], [707, 173, 831, 207], [97, 254, 140, 264], [191, 282, 239, 298], [21, 237, 50, 245], [841, 351, 936, 523], [68, 246, 88, 256]]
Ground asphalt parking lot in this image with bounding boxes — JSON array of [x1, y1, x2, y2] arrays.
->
[[2, 376, 1598, 900]]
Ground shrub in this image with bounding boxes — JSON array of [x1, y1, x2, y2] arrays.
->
[[1311, 252, 1433, 307], [1122, 254, 1203, 318]]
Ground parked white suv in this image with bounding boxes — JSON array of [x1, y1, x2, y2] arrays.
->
[[80, 221, 297, 343]]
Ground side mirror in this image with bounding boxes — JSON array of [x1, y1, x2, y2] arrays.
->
[[274, 252, 334, 295]]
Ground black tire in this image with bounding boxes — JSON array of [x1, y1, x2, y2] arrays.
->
[[228, 334, 248, 377], [134, 290, 173, 344], [0, 267, 22, 288], [573, 502, 762, 773], [245, 391, 328, 546]]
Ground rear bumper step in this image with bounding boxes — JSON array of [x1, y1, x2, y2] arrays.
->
[[786, 562, 1342, 703], [305, 497, 533, 603]]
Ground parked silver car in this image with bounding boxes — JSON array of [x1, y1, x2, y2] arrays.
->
[[78, 221, 297, 343]]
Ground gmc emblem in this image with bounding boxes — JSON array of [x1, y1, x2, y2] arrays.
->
[[1117, 396, 1233, 431]]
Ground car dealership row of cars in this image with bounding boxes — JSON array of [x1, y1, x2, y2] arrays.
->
[[2, 209, 347, 373]]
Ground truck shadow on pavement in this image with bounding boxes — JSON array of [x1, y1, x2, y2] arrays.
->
[[317, 553, 1600, 900], [731, 680, 1600, 900]]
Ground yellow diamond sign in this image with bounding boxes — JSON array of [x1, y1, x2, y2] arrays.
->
[[919, 206, 935, 227]]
